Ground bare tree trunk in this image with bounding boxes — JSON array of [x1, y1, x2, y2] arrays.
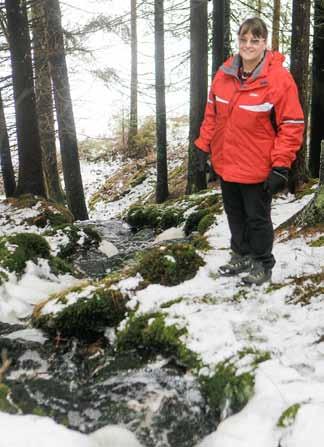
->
[[309, 0, 324, 178], [44, 0, 88, 220], [257, 0, 262, 15], [212, 0, 225, 79], [272, 0, 281, 51], [186, 0, 208, 194], [154, 0, 168, 203], [128, 0, 138, 158], [31, 0, 64, 203], [224, 0, 231, 60], [5, 0, 46, 197], [289, 0, 311, 192], [0, 89, 16, 197]]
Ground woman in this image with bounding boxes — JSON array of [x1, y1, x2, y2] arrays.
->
[[195, 17, 304, 285]]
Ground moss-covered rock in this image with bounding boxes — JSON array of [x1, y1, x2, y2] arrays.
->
[[199, 360, 254, 418], [184, 209, 209, 235], [46, 224, 101, 259], [32, 282, 128, 341], [200, 349, 270, 418], [0, 233, 73, 277], [126, 205, 182, 232], [138, 242, 205, 286], [197, 213, 216, 234], [5, 195, 73, 227], [0, 233, 50, 273], [117, 313, 200, 369]]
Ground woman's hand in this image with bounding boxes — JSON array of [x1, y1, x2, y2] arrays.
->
[[264, 167, 289, 194]]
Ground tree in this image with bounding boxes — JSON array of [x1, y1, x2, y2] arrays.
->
[[289, 0, 311, 191], [5, 0, 46, 197], [272, 0, 281, 51], [186, 0, 208, 194], [309, 0, 324, 178], [154, 0, 168, 203], [0, 89, 16, 197], [44, 0, 88, 220], [31, 0, 64, 203], [128, 0, 138, 158], [212, 0, 225, 79]]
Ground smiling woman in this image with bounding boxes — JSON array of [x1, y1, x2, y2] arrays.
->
[[195, 16, 304, 286]]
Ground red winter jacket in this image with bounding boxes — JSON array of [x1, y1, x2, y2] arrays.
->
[[195, 51, 304, 183]]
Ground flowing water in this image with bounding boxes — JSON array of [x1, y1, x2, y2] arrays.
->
[[1, 220, 217, 446]]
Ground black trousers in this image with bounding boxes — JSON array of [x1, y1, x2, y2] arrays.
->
[[220, 179, 275, 269]]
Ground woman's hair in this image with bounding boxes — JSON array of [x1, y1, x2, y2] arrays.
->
[[238, 17, 268, 39]]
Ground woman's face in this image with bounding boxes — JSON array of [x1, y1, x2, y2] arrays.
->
[[238, 30, 267, 66]]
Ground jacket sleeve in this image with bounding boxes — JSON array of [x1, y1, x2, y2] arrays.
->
[[194, 79, 217, 153], [271, 72, 305, 168]]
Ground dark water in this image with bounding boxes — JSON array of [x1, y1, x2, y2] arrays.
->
[[1, 323, 216, 446], [74, 219, 155, 277]]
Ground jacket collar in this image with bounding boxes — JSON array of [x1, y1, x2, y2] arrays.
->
[[220, 50, 281, 82]]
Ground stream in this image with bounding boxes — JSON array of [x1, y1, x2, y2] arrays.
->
[[1, 219, 217, 446]]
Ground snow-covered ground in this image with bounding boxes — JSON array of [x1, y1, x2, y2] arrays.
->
[[0, 156, 323, 446]]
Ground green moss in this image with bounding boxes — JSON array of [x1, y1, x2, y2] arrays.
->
[[34, 287, 127, 341], [159, 208, 183, 230], [184, 209, 209, 235], [277, 403, 301, 427], [0, 233, 50, 273], [126, 205, 160, 230], [117, 313, 200, 369], [0, 384, 17, 414], [160, 297, 183, 308], [237, 347, 271, 366], [197, 213, 216, 234], [48, 256, 74, 275], [138, 242, 205, 286], [190, 234, 211, 251], [47, 224, 101, 258], [32, 406, 48, 417], [309, 236, 324, 247], [295, 178, 318, 199], [200, 360, 255, 417]]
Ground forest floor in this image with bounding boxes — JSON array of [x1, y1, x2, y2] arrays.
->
[[0, 150, 324, 447]]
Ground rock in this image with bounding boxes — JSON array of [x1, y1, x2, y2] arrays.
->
[[98, 240, 119, 257]]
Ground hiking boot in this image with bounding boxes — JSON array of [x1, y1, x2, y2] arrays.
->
[[241, 261, 272, 285], [219, 253, 252, 276]]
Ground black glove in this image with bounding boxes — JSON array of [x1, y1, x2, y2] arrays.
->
[[264, 167, 289, 194], [196, 148, 209, 173]]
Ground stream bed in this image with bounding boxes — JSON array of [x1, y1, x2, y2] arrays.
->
[[0, 219, 217, 446]]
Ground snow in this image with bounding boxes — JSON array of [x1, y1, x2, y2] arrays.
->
[[0, 413, 142, 447], [0, 154, 323, 447]]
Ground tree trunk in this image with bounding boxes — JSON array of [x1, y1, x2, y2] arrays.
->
[[257, 0, 262, 15], [309, 0, 324, 178], [5, 0, 46, 197], [128, 0, 138, 158], [31, 0, 64, 204], [0, 89, 16, 197], [289, 0, 311, 192], [44, 0, 88, 220], [212, 0, 225, 79], [272, 0, 281, 51], [186, 0, 208, 194], [224, 0, 231, 60], [154, 0, 168, 203]]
